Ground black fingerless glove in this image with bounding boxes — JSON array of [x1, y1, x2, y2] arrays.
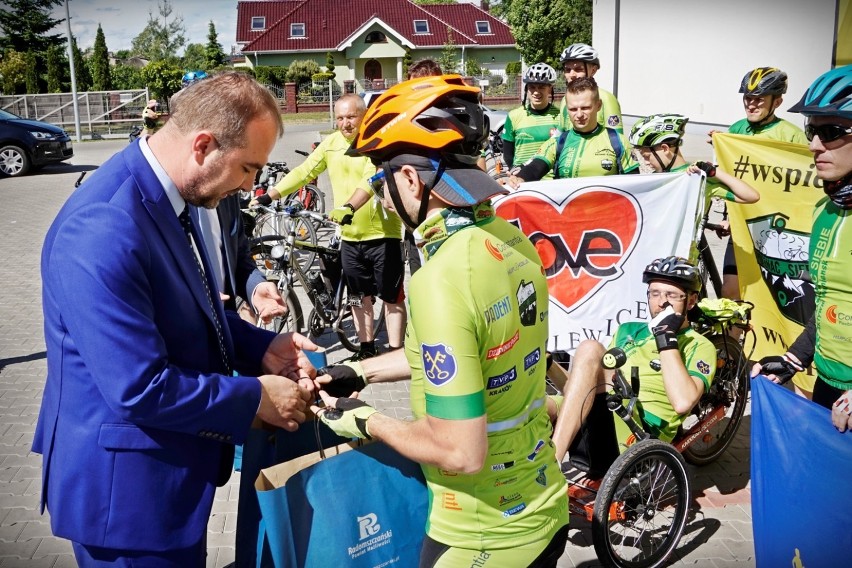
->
[[649, 307, 684, 352], [695, 161, 717, 178], [318, 363, 367, 397], [256, 193, 273, 206], [756, 355, 800, 385]]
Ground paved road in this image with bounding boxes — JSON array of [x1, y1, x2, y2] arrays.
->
[[0, 126, 755, 567]]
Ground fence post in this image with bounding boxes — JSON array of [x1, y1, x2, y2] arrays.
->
[[284, 82, 298, 114]]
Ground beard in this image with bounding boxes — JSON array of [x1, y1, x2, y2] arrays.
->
[[181, 154, 234, 209]]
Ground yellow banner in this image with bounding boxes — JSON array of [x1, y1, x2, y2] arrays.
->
[[837, 0, 852, 67], [714, 134, 822, 388]]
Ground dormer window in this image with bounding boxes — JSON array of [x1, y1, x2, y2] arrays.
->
[[476, 21, 491, 34], [413, 20, 429, 34], [290, 23, 305, 37], [365, 31, 388, 44], [251, 16, 266, 31]]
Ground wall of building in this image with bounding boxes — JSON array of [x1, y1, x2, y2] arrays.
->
[[592, 0, 837, 129]]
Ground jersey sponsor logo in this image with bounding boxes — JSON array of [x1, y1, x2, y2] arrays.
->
[[527, 439, 545, 461], [535, 465, 547, 487], [696, 360, 710, 375], [442, 492, 462, 511], [498, 492, 522, 506], [517, 280, 537, 326], [650, 358, 662, 371], [524, 348, 541, 371], [446, 215, 473, 228], [746, 212, 814, 327], [607, 115, 621, 127], [484, 295, 512, 325], [491, 461, 515, 471], [486, 330, 520, 359], [485, 239, 504, 260], [600, 159, 614, 171], [494, 475, 518, 487], [827, 305, 838, 324], [421, 343, 457, 386], [357, 513, 381, 540], [502, 502, 527, 517], [486, 367, 517, 390], [495, 187, 641, 315]]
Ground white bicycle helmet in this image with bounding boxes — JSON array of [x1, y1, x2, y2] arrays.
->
[[559, 43, 600, 66], [523, 63, 558, 85]]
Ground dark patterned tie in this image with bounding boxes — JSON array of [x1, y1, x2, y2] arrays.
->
[[179, 205, 232, 375]]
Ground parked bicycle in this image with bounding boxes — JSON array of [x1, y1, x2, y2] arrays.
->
[[249, 204, 385, 354]]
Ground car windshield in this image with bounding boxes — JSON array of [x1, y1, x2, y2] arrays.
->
[[0, 109, 22, 120]]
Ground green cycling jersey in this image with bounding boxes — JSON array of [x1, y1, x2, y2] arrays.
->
[[404, 201, 568, 550], [609, 321, 716, 442], [502, 104, 560, 170], [273, 131, 402, 242], [809, 197, 852, 390], [533, 125, 638, 179], [558, 87, 623, 133], [728, 117, 807, 145]]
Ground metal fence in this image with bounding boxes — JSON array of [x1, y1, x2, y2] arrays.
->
[[0, 89, 150, 139]]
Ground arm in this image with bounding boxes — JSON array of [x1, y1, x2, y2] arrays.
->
[[501, 139, 516, 170], [267, 142, 329, 200], [659, 349, 705, 415], [514, 157, 550, 183], [691, 162, 760, 204]]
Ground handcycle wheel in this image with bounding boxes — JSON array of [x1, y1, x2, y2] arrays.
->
[[592, 439, 691, 568], [681, 335, 749, 466], [335, 291, 386, 353], [235, 288, 303, 334]]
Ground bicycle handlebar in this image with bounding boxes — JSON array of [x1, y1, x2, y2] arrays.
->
[[295, 149, 310, 157], [249, 203, 336, 227]]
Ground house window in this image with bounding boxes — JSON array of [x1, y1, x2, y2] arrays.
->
[[290, 23, 305, 37], [251, 16, 266, 31], [413, 20, 429, 34], [476, 21, 491, 34], [365, 31, 387, 44]]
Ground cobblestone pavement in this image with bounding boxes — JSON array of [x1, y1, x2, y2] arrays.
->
[[0, 125, 756, 567]]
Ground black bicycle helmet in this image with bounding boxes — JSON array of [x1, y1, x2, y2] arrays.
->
[[788, 64, 852, 118], [739, 67, 788, 96], [642, 256, 702, 293]]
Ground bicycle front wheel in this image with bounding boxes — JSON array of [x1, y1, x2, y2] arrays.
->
[[335, 292, 386, 353], [250, 287, 304, 334]]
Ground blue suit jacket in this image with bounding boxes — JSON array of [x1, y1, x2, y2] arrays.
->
[[33, 141, 277, 551], [214, 195, 266, 311]]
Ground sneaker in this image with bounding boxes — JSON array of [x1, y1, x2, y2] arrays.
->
[[350, 345, 378, 361]]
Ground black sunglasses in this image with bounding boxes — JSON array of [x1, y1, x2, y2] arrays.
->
[[368, 169, 387, 198], [804, 123, 852, 143]]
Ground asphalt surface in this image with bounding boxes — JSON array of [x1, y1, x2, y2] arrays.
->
[[0, 125, 756, 567]]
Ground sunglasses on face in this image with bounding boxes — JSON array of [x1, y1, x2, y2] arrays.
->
[[804, 123, 852, 143], [368, 169, 387, 199]]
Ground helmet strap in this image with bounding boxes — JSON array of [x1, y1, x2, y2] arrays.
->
[[651, 146, 678, 172], [382, 157, 447, 230], [750, 95, 778, 127]]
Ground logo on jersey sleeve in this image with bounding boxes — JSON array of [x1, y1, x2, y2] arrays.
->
[[696, 360, 710, 375], [607, 115, 621, 127], [421, 343, 457, 387], [516, 280, 537, 326]]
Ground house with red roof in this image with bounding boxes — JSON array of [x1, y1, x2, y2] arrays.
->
[[236, 0, 519, 90]]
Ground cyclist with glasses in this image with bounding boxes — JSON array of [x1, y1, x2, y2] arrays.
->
[[557, 43, 623, 133], [753, 65, 852, 432], [313, 75, 569, 567], [549, 257, 717, 477], [507, 77, 637, 186], [501, 63, 561, 173]]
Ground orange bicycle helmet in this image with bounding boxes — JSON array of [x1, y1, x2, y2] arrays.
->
[[347, 74, 488, 164]]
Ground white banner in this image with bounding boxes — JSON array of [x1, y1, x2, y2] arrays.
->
[[493, 172, 704, 353]]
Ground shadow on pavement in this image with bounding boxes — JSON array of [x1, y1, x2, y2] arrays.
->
[[0, 350, 47, 374]]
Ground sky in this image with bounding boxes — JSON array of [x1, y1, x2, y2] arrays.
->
[[52, 0, 240, 54]]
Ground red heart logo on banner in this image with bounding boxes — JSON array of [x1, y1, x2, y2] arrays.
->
[[496, 187, 641, 313]]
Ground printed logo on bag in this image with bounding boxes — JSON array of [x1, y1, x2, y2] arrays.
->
[[495, 187, 641, 314], [421, 343, 457, 386], [442, 493, 462, 511], [357, 513, 381, 540], [746, 212, 815, 326], [516, 280, 537, 326], [487, 367, 517, 393]]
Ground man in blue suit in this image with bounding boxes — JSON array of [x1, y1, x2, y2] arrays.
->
[[34, 72, 317, 566]]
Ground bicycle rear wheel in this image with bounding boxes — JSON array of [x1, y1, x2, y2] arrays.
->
[[235, 288, 303, 334], [681, 335, 749, 466], [253, 213, 318, 273], [335, 291, 386, 353], [288, 183, 325, 215]]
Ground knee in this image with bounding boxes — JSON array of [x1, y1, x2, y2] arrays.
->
[[575, 340, 605, 361]]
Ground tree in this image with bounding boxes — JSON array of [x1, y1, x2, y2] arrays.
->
[[438, 28, 459, 75], [204, 21, 227, 69], [495, 0, 591, 67], [286, 59, 321, 86], [24, 50, 39, 93], [465, 57, 482, 77], [0, 50, 27, 94], [45, 45, 65, 93], [181, 43, 207, 71], [325, 52, 336, 80], [90, 24, 111, 91], [131, 0, 186, 62], [111, 64, 144, 90], [402, 48, 413, 78], [140, 59, 183, 100], [0, 0, 64, 54], [70, 36, 91, 91]]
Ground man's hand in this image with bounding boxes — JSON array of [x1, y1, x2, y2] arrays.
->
[[505, 175, 524, 190], [313, 391, 378, 439], [316, 361, 367, 397], [256, 374, 314, 431], [649, 305, 684, 352], [328, 204, 355, 225], [832, 390, 852, 433], [706, 129, 722, 145], [262, 332, 320, 383], [252, 281, 286, 324], [254, 193, 273, 207], [750, 353, 803, 384]]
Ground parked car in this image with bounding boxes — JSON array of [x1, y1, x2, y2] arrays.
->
[[0, 109, 73, 177]]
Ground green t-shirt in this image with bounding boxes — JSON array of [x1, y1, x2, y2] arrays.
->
[[810, 196, 852, 389], [728, 117, 808, 145], [609, 321, 717, 442], [273, 131, 402, 242], [502, 104, 560, 169], [533, 125, 638, 178], [558, 87, 623, 133], [404, 202, 568, 549]]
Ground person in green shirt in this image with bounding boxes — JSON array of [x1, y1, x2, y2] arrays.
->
[[557, 43, 623, 133], [507, 77, 637, 185], [501, 63, 560, 173], [314, 75, 569, 567]]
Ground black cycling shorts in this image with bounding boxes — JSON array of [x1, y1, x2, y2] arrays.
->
[[723, 239, 738, 276], [341, 238, 404, 303]]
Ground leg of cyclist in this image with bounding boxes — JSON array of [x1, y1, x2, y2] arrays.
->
[[374, 238, 406, 350]]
